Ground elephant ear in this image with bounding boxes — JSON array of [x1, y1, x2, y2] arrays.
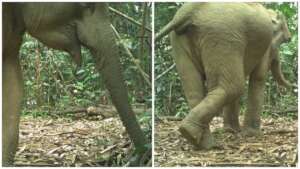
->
[[271, 17, 278, 24], [79, 3, 96, 13], [277, 13, 286, 23], [267, 9, 279, 24]]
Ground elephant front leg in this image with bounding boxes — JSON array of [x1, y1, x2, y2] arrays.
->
[[243, 76, 266, 136], [243, 58, 268, 136], [3, 57, 23, 166], [223, 99, 241, 132]]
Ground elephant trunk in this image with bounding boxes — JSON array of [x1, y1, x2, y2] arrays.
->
[[92, 37, 147, 152], [270, 49, 291, 88]]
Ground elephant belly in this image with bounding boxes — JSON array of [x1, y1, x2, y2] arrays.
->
[[243, 32, 272, 76]]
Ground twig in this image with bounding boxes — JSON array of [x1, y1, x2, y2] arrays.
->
[[271, 108, 297, 115], [266, 129, 296, 135], [159, 116, 183, 121], [138, 3, 148, 87], [207, 163, 283, 167], [155, 63, 176, 81], [100, 144, 118, 154], [57, 108, 87, 114], [46, 131, 75, 136], [14, 163, 61, 167], [109, 7, 151, 32], [139, 3, 147, 59], [50, 104, 148, 117], [168, 81, 173, 110], [111, 24, 151, 86], [292, 151, 298, 166]]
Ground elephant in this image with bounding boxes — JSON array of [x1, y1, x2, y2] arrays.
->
[[3, 3, 148, 166], [155, 3, 292, 149], [223, 8, 292, 133]]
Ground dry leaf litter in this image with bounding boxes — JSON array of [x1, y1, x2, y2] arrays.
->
[[155, 116, 297, 167], [14, 115, 141, 166]]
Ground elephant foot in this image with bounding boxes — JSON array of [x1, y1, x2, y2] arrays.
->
[[223, 123, 241, 133], [179, 120, 215, 150], [127, 146, 151, 166], [2, 161, 13, 167], [242, 126, 263, 137], [2, 154, 15, 167], [242, 119, 262, 136]]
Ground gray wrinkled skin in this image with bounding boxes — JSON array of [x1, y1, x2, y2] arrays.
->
[[3, 3, 147, 166], [156, 3, 291, 149], [223, 8, 292, 134]]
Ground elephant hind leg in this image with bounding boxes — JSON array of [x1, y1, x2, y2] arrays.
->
[[223, 99, 241, 132], [179, 40, 245, 149], [170, 32, 214, 149], [170, 32, 205, 109], [179, 86, 235, 149]]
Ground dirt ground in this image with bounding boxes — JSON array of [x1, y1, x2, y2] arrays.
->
[[154, 116, 298, 167], [14, 115, 137, 167]]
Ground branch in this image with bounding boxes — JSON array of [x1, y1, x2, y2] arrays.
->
[[139, 3, 148, 56], [206, 163, 283, 167], [266, 129, 296, 135], [111, 24, 151, 86], [271, 108, 297, 115], [109, 7, 152, 32], [138, 3, 148, 87], [51, 104, 148, 118], [58, 108, 86, 114], [155, 63, 176, 81], [14, 163, 61, 167], [157, 116, 183, 121]]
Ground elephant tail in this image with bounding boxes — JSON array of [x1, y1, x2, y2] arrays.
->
[[270, 49, 292, 88], [155, 15, 192, 41]]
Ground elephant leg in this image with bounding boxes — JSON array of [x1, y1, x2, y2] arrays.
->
[[170, 32, 214, 149], [223, 99, 241, 132], [243, 57, 268, 136], [3, 56, 23, 166], [170, 32, 205, 109], [179, 39, 245, 149], [77, 17, 147, 153], [3, 7, 24, 164]]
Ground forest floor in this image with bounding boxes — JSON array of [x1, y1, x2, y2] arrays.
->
[[155, 115, 298, 167], [14, 111, 150, 167]]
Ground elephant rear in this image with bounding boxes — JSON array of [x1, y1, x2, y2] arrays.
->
[[171, 3, 273, 76], [168, 3, 274, 149]]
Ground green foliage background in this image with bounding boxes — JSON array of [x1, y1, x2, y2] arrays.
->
[[155, 2, 298, 117], [19, 3, 152, 123]]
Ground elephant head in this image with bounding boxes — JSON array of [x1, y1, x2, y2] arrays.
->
[[268, 9, 291, 44], [3, 2, 148, 166], [267, 10, 292, 88]]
